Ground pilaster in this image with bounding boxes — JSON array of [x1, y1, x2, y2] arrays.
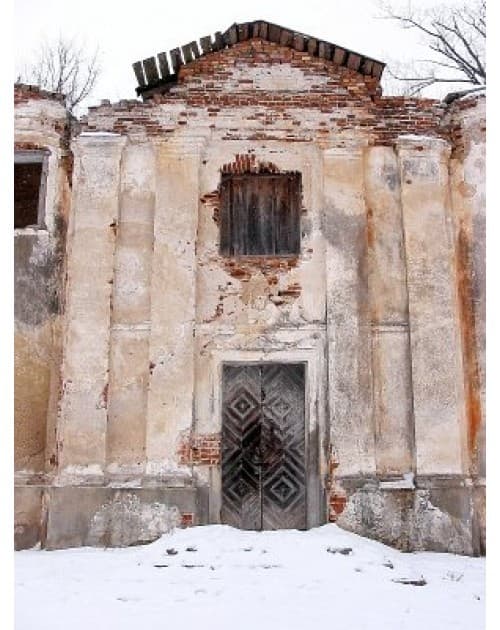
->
[[145, 135, 208, 478], [323, 145, 376, 477], [57, 133, 126, 480], [397, 135, 466, 476]]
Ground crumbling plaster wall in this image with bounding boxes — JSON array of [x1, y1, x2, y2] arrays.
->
[[14, 86, 72, 549], [443, 94, 486, 554], [193, 140, 328, 526], [75, 44, 449, 500], [17, 46, 484, 553], [14, 89, 71, 474], [444, 95, 486, 479]]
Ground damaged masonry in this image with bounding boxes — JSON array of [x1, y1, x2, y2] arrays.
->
[[14, 20, 485, 554]]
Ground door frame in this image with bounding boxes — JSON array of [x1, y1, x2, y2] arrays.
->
[[203, 343, 327, 529]]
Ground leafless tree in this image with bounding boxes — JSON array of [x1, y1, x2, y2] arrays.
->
[[20, 36, 101, 112], [379, 0, 485, 96]]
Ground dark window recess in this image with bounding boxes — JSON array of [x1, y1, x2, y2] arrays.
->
[[14, 152, 48, 229], [220, 173, 301, 256]]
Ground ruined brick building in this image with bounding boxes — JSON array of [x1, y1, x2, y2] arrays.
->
[[14, 21, 486, 554]]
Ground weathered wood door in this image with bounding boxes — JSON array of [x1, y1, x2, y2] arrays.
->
[[221, 363, 306, 530]]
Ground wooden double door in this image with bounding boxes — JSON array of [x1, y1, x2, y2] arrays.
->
[[221, 363, 306, 530]]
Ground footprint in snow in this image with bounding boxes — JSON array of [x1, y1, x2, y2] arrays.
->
[[391, 577, 427, 586], [326, 546, 352, 555], [443, 570, 463, 582]]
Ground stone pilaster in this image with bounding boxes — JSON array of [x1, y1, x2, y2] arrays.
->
[[323, 145, 376, 477], [106, 137, 156, 474], [144, 135, 208, 479], [363, 146, 414, 477], [397, 135, 467, 476], [57, 134, 126, 480]]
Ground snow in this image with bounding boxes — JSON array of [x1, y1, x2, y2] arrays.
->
[[15, 524, 484, 630], [378, 471, 415, 489]]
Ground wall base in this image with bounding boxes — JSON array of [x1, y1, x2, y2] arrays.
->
[[335, 476, 485, 556], [15, 485, 208, 550], [15, 476, 484, 556]]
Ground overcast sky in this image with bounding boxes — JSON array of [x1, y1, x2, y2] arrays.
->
[[14, 0, 473, 110]]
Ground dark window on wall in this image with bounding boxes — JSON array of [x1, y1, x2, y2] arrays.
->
[[14, 151, 48, 229], [220, 173, 301, 256]]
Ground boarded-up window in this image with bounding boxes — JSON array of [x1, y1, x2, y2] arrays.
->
[[14, 151, 48, 229], [220, 173, 301, 256]]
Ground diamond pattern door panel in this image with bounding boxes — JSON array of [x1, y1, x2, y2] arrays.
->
[[221, 365, 262, 529], [261, 363, 306, 530], [221, 363, 306, 530]]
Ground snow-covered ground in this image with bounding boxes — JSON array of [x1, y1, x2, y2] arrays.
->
[[15, 524, 485, 630]]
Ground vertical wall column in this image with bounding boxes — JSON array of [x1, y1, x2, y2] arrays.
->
[[57, 134, 126, 478], [145, 136, 207, 477], [397, 136, 466, 476], [447, 103, 486, 553], [465, 138, 486, 479], [364, 147, 414, 477], [323, 146, 376, 477], [106, 138, 156, 475], [448, 117, 486, 480]]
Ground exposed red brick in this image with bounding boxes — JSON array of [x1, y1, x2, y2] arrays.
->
[[329, 494, 347, 521], [327, 452, 347, 522], [180, 513, 194, 527], [14, 83, 66, 106], [80, 38, 447, 146], [178, 432, 221, 466]]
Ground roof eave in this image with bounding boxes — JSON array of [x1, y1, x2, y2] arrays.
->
[[132, 20, 385, 98]]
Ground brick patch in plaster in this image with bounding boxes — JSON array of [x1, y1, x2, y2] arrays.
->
[[180, 513, 194, 527], [327, 450, 347, 522], [178, 431, 221, 466]]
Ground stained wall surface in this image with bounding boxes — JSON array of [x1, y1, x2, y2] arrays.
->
[[14, 84, 72, 549], [13, 35, 486, 554]]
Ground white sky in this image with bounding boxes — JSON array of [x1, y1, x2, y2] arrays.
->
[[14, 0, 470, 109]]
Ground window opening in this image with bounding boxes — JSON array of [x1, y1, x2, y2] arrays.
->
[[14, 151, 49, 229], [220, 172, 301, 256]]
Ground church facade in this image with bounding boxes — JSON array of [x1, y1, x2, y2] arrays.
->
[[14, 21, 486, 554]]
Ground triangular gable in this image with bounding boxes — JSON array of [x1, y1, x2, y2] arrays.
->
[[133, 20, 385, 99]]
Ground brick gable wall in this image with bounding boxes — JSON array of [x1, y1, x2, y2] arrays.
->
[[82, 39, 447, 146]]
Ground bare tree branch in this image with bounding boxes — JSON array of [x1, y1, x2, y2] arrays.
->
[[386, 64, 472, 97], [434, 16, 484, 79], [378, 0, 485, 96], [19, 36, 101, 113]]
